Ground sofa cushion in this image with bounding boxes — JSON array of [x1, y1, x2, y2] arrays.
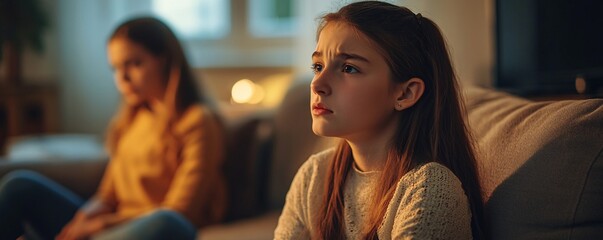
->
[[464, 86, 603, 239], [220, 106, 274, 221], [5, 134, 107, 161], [199, 211, 280, 240]]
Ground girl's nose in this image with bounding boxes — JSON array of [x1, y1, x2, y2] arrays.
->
[[311, 74, 331, 96]]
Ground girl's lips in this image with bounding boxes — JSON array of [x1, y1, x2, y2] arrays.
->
[[312, 103, 333, 116]]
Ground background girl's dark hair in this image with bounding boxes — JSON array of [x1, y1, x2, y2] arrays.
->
[[314, 1, 485, 239], [105, 17, 217, 160]]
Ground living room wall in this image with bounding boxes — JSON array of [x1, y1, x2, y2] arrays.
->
[[406, 0, 495, 87]]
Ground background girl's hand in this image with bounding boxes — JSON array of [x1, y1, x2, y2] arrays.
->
[[56, 214, 105, 240]]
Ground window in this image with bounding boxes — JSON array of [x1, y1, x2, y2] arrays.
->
[[248, 0, 297, 37], [109, 0, 298, 67], [152, 0, 230, 39]]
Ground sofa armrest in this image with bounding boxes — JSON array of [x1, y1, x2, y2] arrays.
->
[[0, 158, 108, 199], [464, 85, 603, 239]]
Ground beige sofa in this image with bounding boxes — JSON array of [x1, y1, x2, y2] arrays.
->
[[1, 82, 602, 239], [464, 86, 603, 239]]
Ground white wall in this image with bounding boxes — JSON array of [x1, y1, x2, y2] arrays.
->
[[403, 0, 494, 86], [55, 0, 120, 136]]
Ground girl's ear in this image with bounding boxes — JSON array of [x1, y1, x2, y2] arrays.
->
[[394, 77, 425, 111]]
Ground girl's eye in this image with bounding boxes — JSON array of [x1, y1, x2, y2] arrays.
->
[[342, 65, 359, 73], [132, 59, 142, 67], [311, 63, 323, 73]]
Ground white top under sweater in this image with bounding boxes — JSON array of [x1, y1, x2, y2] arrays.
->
[[274, 148, 472, 240]]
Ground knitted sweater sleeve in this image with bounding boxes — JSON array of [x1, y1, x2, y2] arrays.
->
[[391, 163, 472, 240], [274, 156, 315, 240]]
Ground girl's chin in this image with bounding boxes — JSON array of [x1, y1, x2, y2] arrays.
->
[[312, 126, 340, 138]]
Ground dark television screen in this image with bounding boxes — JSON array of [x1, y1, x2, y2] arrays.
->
[[496, 0, 603, 95]]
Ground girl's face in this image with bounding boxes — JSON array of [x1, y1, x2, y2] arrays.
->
[[310, 22, 400, 141], [108, 37, 166, 106]]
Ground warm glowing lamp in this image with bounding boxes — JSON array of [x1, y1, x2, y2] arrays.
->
[[231, 79, 265, 104]]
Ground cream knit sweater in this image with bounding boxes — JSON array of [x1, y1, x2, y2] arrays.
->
[[274, 148, 472, 240]]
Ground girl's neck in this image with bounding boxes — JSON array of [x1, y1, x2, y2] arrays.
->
[[348, 141, 388, 172], [346, 122, 398, 172], [146, 99, 168, 117], [346, 112, 399, 172]]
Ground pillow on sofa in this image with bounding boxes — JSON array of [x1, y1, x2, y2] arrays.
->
[[220, 106, 274, 221], [464, 86, 603, 240]]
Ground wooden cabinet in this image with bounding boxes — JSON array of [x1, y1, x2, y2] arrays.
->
[[0, 83, 59, 154]]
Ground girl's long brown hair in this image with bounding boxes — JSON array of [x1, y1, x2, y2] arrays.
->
[[315, 2, 485, 239], [105, 17, 215, 163]]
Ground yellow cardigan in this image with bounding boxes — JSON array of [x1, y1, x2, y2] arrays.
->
[[96, 104, 226, 228]]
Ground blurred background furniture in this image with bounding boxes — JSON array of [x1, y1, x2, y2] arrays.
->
[[0, 83, 59, 155], [4, 133, 105, 162]]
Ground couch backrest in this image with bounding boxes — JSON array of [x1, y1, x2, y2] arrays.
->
[[464, 86, 603, 239]]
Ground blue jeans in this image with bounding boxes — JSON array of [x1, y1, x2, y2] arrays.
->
[[93, 210, 197, 240], [0, 170, 197, 240], [0, 170, 83, 239]]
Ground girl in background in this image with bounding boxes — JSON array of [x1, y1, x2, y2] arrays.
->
[[0, 17, 226, 240], [275, 1, 484, 239]]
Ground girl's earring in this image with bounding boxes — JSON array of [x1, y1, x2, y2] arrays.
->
[[395, 103, 403, 111]]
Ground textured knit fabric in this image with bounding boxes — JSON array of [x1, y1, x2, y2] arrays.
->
[[96, 105, 226, 228], [274, 148, 472, 240]]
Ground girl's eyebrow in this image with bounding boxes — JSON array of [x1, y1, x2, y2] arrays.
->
[[312, 51, 370, 63]]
